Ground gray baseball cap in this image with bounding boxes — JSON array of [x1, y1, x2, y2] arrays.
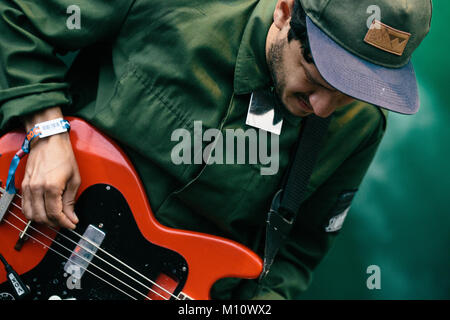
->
[[299, 0, 433, 114]]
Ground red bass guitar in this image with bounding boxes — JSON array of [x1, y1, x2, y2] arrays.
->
[[0, 117, 263, 300]]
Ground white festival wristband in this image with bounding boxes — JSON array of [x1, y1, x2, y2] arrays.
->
[[5, 118, 71, 194], [28, 118, 71, 139]]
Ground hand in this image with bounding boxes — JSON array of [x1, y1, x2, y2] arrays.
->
[[21, 107, 81, 229]]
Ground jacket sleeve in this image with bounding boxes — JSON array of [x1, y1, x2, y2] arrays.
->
[[0, 0, 135, 133]]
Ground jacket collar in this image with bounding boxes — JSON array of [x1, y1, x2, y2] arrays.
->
[[233, 0, 276, 95]]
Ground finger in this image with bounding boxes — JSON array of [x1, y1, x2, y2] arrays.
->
[[62, 175, 80, 225], [44, 184, 76, 230], [21, 177, 33, 221], [29, 181, 55, 227]]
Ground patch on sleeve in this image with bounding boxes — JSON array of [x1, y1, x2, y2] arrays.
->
[[325, 190, 357, 232]]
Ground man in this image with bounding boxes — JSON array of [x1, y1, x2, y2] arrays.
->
[[0, 0, 432, 299]]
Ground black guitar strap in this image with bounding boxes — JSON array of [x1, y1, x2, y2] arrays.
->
[[259, 114, 331, 282]]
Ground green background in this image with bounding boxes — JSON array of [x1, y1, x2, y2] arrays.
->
[[301, 0, 450, 300]]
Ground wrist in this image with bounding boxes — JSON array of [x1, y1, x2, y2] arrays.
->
[[23, 106, 64, 132], [23, 112, 70, 150], [32, 130, 71, 149]]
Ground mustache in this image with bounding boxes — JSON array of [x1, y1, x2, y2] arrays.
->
[[295, 92, 313, 109]]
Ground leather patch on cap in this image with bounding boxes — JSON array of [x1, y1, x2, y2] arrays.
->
[[364, 20, 411, 56]]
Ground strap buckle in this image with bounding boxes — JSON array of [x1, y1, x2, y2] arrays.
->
[[259, 189, 295, 282]]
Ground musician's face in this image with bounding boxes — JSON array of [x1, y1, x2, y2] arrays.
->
[[267, 36, 355, 118], [267, 0, 354, 118]]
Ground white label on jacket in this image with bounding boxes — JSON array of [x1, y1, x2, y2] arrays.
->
[[246, 91, 283, 135], [325, 207, 350, 232]]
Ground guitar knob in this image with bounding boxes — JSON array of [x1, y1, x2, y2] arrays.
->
[[0, 292, 15, 300]]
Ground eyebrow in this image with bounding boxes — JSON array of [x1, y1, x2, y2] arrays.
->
[[303, 63, 337, 92]]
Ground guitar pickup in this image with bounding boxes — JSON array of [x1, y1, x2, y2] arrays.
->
[[0, 186, 15, 222], [64, 224, 106, 280]]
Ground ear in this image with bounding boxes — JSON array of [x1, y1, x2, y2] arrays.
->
[[273, 0, 295, 30]]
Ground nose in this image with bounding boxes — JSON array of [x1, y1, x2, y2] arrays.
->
[[308, 89, 336, 118]]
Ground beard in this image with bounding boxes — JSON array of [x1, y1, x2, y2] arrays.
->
[[267, 39, 287, 106], [267, 39, 312, 117]]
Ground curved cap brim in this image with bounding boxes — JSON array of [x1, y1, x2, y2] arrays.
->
[[306, 16, 419, 115]]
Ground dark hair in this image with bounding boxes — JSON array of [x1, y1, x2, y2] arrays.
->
[[288, 0, 314, 64]]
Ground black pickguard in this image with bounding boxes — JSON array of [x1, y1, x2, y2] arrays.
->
[[0, 184, 188, 300]]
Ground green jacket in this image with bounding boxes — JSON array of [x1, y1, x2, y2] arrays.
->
[[0, 0, 387, 299]]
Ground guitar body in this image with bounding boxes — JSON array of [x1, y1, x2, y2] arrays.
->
[[0, 117, 262, 300]]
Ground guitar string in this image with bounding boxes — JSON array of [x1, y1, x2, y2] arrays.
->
[[5, 209, 166, 300], [9, 196, 182, 300], [63, 228, 182, 300], [2, 218, 138, 300], [8, 204, 175, 301], [5, 211, 158, 300]]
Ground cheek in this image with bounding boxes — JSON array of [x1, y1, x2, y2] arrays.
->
[[282, 62, 313, 94], [283, 71, 310, 94]]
